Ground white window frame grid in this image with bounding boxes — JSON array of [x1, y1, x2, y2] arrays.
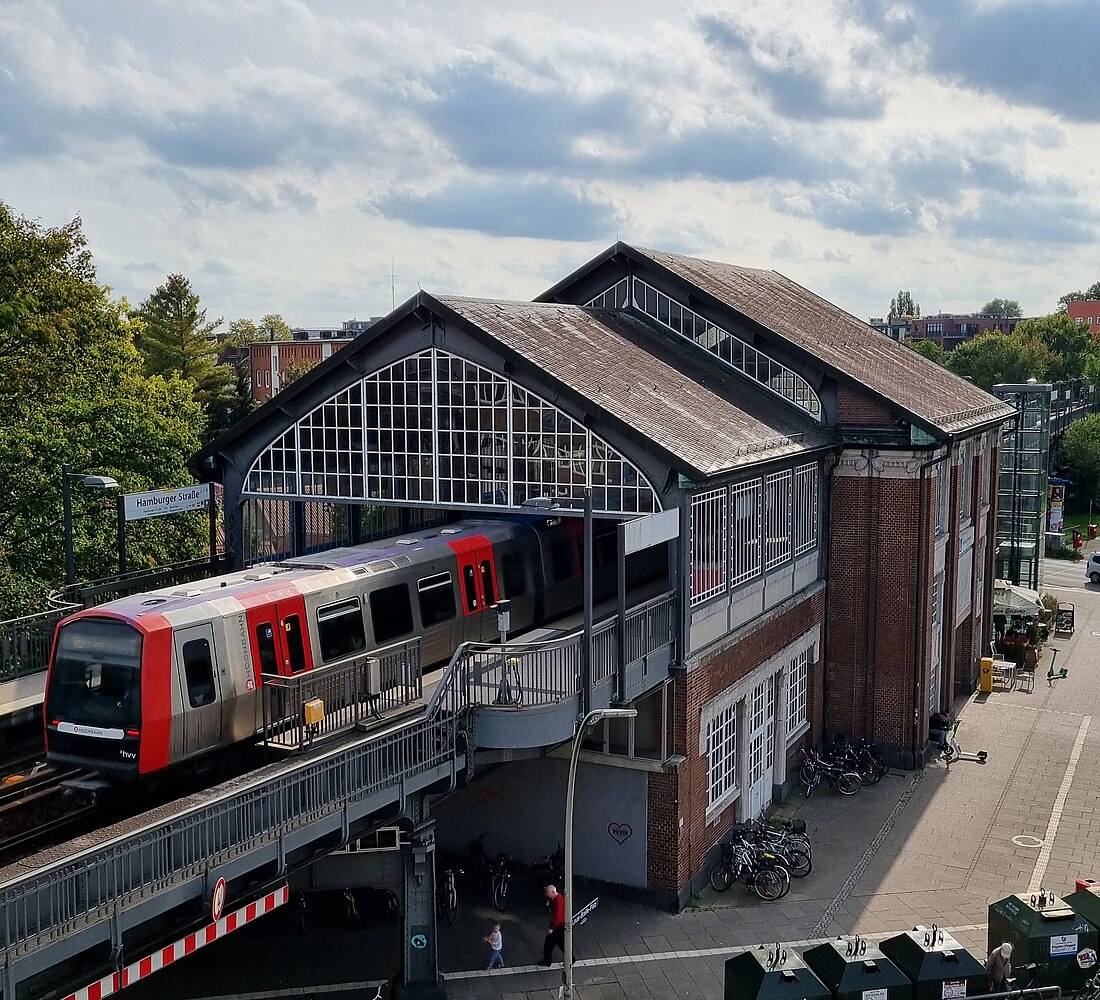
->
[[764, 470, 793, 569], [764, 676, 776, 769], [935, 469, 948, 536], [244, 348, 659, 515], [631, 277, 822, 420], [585, 278, 630, 309], [787, 650, 809, 739], [792, 462, 819, 555], [731, 478, 762, 586], [690, 487, 728, 606], [929, 573, 944, 714], [706, 702, 738, 810]]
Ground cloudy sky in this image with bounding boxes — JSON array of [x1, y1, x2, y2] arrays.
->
[[3, 0, 1099, 328]]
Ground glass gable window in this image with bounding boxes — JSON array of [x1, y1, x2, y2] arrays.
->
[[245, 348, 658, 516]]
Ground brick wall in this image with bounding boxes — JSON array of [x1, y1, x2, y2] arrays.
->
[[646, 588, 825, 904], [836, 386, 896, 425]]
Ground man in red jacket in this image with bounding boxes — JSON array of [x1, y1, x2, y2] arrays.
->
[[541, 884, 566, 966]]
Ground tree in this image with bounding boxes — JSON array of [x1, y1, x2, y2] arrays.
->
[[0, 203, 207, 614], [1063, 413, 1100, 505], [906, 339, 946, 366], [258, 313, 292, 341], [137, 274, 233, 410], [979, 298, 1022, 318], [1058, 281, 1100, 310], [1015, 313, 1098, 383], [889, 290, 920, 318], [225, 313, 293, 348], [945, 331, 1052, 392], [280, 359, 319, 389]]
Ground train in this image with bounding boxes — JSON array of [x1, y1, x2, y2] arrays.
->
[[45, 513, 667, 781]]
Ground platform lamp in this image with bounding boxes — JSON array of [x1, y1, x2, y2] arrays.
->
[[563, 706, 637, 999], [62, 463, 120, 587]]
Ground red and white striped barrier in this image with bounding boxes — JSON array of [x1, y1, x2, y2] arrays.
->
[[62, 884, 289, 1000]]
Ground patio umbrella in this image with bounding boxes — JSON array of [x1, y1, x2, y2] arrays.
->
[[993, 579, 1045, 616]]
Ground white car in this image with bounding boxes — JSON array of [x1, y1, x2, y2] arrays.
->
[[1087, 552, 1100, 585]]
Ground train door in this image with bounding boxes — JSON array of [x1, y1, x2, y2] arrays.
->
[[174, 624, 224, 757], [248, 600, 313, 679], [452, 539, 499, 642]]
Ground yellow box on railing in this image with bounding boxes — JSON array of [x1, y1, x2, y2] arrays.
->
[[303, 698, 325, 726]]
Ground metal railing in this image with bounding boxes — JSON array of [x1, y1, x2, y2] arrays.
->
[[427, 591, 676, 717], [261, 638, 423, 750], [0, 608, 72, 682], [0, 713, 456, 959], [51, 554, 229, 610]]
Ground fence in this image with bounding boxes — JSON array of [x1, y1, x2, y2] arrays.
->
[[0, 609, 73, 682], [262, 638, 423, 750]]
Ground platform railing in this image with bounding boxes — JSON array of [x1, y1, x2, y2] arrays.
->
[[0, 713, 455, 959], [427, 591, 676, 718], [0, 608, 72, 682], [261, 638, 422, 749]]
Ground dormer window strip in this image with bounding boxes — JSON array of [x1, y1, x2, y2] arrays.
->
[[586, 278, 821, 419]]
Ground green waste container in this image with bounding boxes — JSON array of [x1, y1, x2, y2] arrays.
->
[[804, 937, 913, 1000], [879, 926, 986, 1000], [726, 945, 832, 1000], [988, 891, 1097, 992], [1060, 886, 1100, 980]]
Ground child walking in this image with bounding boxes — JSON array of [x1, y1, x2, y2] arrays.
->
[[484, 922, 504, 969]]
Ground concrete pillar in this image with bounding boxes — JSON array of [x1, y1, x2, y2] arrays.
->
[[401, 819, 445, 999]]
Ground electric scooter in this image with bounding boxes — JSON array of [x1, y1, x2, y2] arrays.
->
[[941, 720, 988, 765]]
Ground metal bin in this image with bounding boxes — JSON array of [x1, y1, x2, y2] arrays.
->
[[725, 945, 832, 1000], [879, 926, 986, 1000], [804, 937, 913, 1000]]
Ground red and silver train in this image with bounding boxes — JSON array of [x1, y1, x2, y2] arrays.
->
[[45, 514, 665, 781]]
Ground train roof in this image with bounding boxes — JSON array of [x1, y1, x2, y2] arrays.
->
[[66, 518, 537, 622]]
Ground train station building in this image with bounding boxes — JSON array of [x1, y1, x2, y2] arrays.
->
[[202, 242, 1014, 908]]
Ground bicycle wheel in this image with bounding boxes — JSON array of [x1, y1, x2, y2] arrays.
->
[[445, 879, 458, 925], [798, 762, 816, 786], [783, 847, 812, 878], [788, 833, 812, 855], [859, 757, 883, 785], [709, 861, 733, 892], [837, 771, 862, 795], [775, 865, 791, 898], [805, 771, 820, 799], [492, 874, 509, 911], [752, 868, 784, 901]]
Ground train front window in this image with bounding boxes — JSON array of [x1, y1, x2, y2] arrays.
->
[[48, 619, 142, 729]]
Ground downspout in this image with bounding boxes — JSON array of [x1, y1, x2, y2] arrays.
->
[[818, 450, 841, 743]]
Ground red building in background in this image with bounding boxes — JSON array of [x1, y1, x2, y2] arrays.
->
[[250, 320, 379, 402], [1066, 301, 1100, 331]]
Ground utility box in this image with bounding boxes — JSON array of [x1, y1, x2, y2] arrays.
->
[[364, 656, 382, 695], [804, 937, 913, 1000], [979, 658, 994, 694], [988, 891, 1098, 993], [879, 927, 986, 1000], [725, 945, 831, 1000], [303, 698, 325, 726]]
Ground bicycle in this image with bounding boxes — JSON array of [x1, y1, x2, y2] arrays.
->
[[799, 748, 861, 797], [731, 818, 812, 878], [437, 863, 461, 925], [829, 735, 889, 784], [708, 841, 789, 900]]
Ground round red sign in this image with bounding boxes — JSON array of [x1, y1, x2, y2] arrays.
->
[[212, 877, 227, 922]]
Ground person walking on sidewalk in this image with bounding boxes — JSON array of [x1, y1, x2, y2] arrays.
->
[[986, 942, 1013, 994], [541, 884, 566, 967], [484, 922, 504, 969]]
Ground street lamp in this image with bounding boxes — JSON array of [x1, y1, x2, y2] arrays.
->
[[62, 463, 120, 587], [563, 706, 637, 999]]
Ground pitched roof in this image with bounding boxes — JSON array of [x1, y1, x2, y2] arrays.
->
[[434, 295, 832, 478], [600, 245, 1015, 436]]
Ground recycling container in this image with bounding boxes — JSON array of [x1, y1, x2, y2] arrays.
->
[[804, 937, 913, 1000], [726, 945, 832, 1000], [989, 891, 1098, 993], [879, 926, 986, 1000], [1063, 885, 1100, 980]]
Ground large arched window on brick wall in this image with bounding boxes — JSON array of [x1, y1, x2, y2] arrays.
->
[[244, 348, 660, 515]]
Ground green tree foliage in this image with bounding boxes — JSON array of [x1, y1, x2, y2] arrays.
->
[[225, 313, 293, 347], [1058, 281, 1100, 310], [0, 203, 207, 615], [979, 298, 1022, 318], [945, 332, 1052, 392], [889, 290, 920, 318], [906, 339, 946, 365], [137, 274, 233, 410], [1063, 412, 1100, 503], [1015, 313, 1098, 382], [280, 358, 319, 389]]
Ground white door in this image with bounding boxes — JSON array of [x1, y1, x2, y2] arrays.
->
[[745, 676, 776, 820]]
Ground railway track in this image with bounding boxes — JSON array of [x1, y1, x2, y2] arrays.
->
[[0, 758, 103, 862]]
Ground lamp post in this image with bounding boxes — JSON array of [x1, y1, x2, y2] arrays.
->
[[62, 463, 120, 587], [563, 706, 637, 999]]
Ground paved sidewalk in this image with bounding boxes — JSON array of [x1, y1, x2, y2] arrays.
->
[[127, 579, 1100, 1000]]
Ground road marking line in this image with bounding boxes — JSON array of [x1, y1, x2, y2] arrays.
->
[[1028, 715, 1091, 893]]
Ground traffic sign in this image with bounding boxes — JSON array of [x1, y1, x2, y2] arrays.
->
[[211, 877, 227, 922]]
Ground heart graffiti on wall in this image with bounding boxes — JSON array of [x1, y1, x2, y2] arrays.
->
[[607, 822, 633, 845]]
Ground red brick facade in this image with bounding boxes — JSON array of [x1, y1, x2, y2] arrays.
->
[[836, 386, 896, 425]]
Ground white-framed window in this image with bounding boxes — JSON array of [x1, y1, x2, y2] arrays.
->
[[731, 478, 762, 585], [935, 468, 948, 536], [706, 702, 738, 809], [787, 650, 809, 738], [690, 487, 728, 606], [929, 573, 944, 713], [959, 451, 973, 525], [793, 462, 819, 555], [764, 470, 793, 568]]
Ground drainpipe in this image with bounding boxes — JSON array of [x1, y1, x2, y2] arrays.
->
[[818, 449, 841, 744]]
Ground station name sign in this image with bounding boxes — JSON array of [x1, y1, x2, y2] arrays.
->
[[123, 484, 210, 522]]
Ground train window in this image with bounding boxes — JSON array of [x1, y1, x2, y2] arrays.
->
[[370, 584, 414, 643], [254, 623, 278, 675], [283, 615, 307, 673], [182, 639, 216, 708], [462, 565, 478, 612], [417, 573, 456, 626], [550, 537, 576, 582], [500, 552, 527, 596], [316, 599, 367, 663], [479, 560, 496, 606]]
